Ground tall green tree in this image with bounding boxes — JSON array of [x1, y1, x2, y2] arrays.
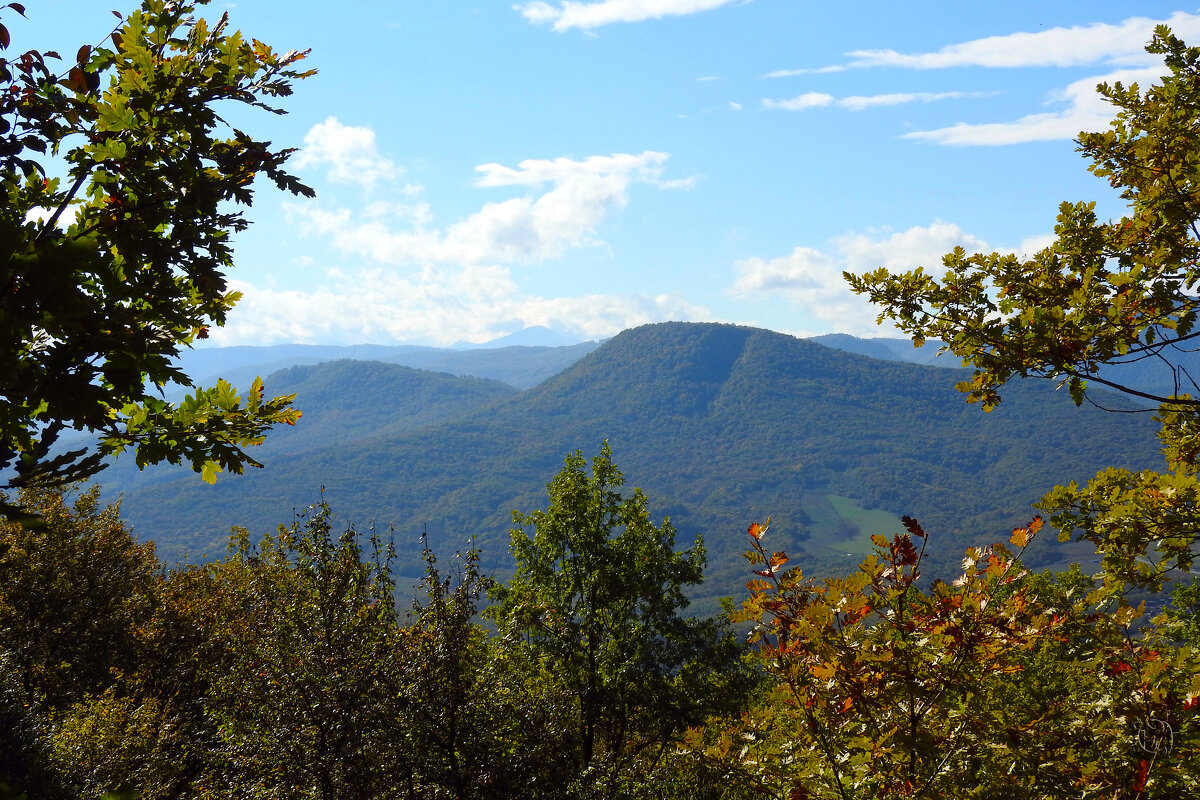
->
[[206, 506, 409, 800], [846, 27, 1200, 589], [488, 442, 756, 797], [0, 0, 309, 496]]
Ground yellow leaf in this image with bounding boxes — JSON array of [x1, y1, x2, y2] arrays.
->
[[201, 460, 221, 484]]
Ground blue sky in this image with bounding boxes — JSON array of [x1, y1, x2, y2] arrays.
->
[[17, 2, 1200, 346]]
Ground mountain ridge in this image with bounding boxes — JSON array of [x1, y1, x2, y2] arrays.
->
[[104, 322, 1162, 610]]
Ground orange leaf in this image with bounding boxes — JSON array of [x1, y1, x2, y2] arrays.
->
[[810, 662, 836, 679], [748, 522, 765, 540], [1009, 526, 1029, 548]]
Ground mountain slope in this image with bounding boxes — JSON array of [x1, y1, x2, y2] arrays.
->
[[100, 360, 519, 495], [108, 323, 1162, 609], [177, 340, 602, 392]]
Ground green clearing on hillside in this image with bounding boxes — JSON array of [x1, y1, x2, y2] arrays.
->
[[804, 494, 905, 558]]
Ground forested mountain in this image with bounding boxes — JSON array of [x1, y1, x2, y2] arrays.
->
[[101, 322, 1162, 610], [176, 339, 602, 392], [808, 332, 950, 366], [812, 332, 1200, 400]]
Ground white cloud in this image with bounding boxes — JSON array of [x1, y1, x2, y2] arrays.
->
[[658, 176, 701, 190], [474, 151, 669, 187], [904, 66, 1159, 145], [24, 204, 79, 229], [832, 222, 988, 271], [234, 150, 707, 345], [797, 11, 1200, 73], [838, 90, 997, 110], [731, 222, 989, 334], [732, 246, 836, 294], [213, 272, 709, 346], [290, 151, 681, 266], [759, 14, 1200, 147], [763, 65, 846, 78], [292, 117, 399, 189], [762, 92, 834, 111], [1016, 233, 1056, 258], [517, 0, 739, 31], [763, 90, 995, 112]]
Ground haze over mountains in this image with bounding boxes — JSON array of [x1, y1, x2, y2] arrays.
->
[[97, 322, 1165, 611]]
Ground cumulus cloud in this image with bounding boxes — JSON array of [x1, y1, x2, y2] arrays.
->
[[517, 0, 739, 32], [904, 67, 1158, 145], [763, 90, 995, 112], [213, 271, 709, 346], [731, 222, 988, 334], [292, 117, 399, 189], [289, 151, 683, 266], [230, 150, 706, 345]]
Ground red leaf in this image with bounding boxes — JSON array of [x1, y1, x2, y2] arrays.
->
[[901, 515, 925, 538], [65, 65, 88, 93], [1105, 660, 1133, 676], [1133, 758, 1149, 792], [748, 522, 765, 540], [892, 535, 918, 567]]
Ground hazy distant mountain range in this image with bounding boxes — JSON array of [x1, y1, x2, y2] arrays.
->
[[97, 323, 1165, 612], [177, 338, 603, 394]]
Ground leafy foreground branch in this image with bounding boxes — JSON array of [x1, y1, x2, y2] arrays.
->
[[0, 0, 310, 499], [687, 519, 1200, 799], [845, 27, 1200, 590]]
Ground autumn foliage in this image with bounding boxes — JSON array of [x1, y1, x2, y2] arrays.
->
[[682, 518, 1200, 799]]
